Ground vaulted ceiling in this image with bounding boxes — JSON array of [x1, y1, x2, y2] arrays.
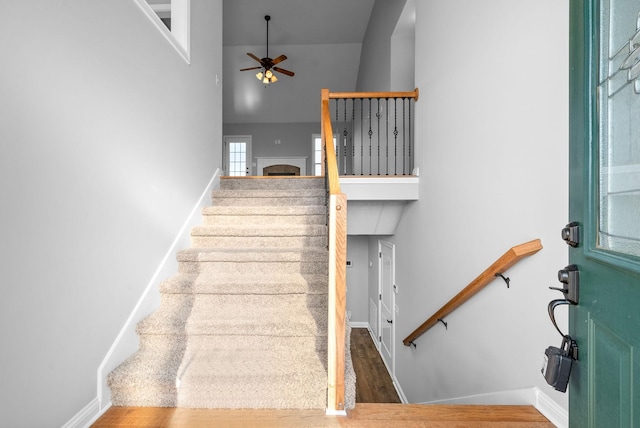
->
[[222, 0, 376, 124]]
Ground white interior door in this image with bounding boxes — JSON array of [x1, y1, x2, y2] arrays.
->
[[224, 135, 252, 176], [379, 240, 396, 376]]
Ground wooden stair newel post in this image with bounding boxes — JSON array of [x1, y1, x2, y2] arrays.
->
[[327, 192, 347, 413]]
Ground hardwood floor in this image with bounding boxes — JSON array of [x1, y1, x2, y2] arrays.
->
[[92, 328, 553, 427], [92, 404, 554, 427], [350, 328, 401, 403]]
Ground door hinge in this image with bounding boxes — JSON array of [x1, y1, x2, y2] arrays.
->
[[379, 252, 382, 258], [379, 294, 382, 301]]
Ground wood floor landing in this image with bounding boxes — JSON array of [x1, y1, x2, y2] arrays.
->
[[92, 404, 554, 427]]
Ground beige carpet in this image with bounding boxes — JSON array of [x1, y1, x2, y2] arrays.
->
[[108, 176, 355, 410]]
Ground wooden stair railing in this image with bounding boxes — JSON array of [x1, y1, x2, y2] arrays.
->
[[322, 88, 348, 413], [403, 239, 543, 347]]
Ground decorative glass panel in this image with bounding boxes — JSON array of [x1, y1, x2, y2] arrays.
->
[[597, 0, 640, 257]]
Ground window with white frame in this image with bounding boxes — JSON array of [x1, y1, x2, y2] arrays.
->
[[312, 134, 337, 176]]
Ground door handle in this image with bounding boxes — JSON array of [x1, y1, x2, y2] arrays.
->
[[386, 319, 393, 324], [549, 264, 579, 304]]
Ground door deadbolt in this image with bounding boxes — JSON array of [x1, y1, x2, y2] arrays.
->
[[549, 264, 579, 304], [561, 222, 580, 247]]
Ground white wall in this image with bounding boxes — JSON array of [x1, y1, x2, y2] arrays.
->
[[0, 1, 222, 426], [356, 0, 408, 91], [346, 236, 370, 324], [357, 0, 570, 411]]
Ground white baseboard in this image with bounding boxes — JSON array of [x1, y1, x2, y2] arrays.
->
[[61, 398, 105, 428], [419, 386, 567, 428], [392, 374, 408, 404], [534, 387, 568, 428], [348, 321, 369, 328], [95, 170, 221, 406], [421, 387, 537, 405]]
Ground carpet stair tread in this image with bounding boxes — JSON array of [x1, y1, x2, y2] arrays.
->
[[177, 247, 328, 262], [219, 177, 324, 190], [212, 189, 325, 198], [160, 272, 328, 295], [191, 224, 327, 237], [203, 205, 325, 216]]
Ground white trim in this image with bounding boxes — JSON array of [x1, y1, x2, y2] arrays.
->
[[421, 387, 537, 405], [418, 386, 567, 427], [534, 387, 568, 428], [133, 0, 190, 64], [96, 170, 221, 406], [151, 3, 171, 14], [393, 374, 408, 404], [325, 409, 347, 416], [170, 0, 190, 58], [61, 398, 102, 428], [348, 321, 369, 328]]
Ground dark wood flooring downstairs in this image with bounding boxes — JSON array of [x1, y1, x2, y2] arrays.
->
[[350, 327, 401, 403], [92, 328, 553, 427]]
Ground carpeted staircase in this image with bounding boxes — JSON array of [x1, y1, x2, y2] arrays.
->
[[107, 176, 355, 410]]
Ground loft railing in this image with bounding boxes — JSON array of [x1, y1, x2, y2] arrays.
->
[[321, 89, 348, 413], [325, 89, 419, 176], [321, 88, 418, 412], [402, 239, 543, 347]]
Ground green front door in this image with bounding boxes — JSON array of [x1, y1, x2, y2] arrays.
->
[[570, 0, 640, 426]]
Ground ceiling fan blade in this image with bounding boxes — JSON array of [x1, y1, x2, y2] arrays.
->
[[246, 52, 262, 63], [240, 66, 262, 72], [271, 54, 287, 65], [273, 66, 295, 77]]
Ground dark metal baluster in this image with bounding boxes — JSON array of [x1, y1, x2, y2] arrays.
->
[[408, 97, 413, 174], [334, 99, 339, 173], [360, 98, 364, 175], [385, 98, 389, 175], [376, 98, 381, 175], [393, 98, 398, 175], [403, 98, 406, 175], [343, 99, 348, 175], [368, 98, 373, 175], [351, 99, 355, 175]]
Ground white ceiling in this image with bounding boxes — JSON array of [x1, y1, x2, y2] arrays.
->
[[222, 0, 376, 124], [223, 0, 375, 46]]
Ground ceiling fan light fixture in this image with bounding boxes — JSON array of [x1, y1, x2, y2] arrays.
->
[[239, 15, 295, 85]]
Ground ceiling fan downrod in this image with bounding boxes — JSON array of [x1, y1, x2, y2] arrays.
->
[[265, 15, 270, 61]]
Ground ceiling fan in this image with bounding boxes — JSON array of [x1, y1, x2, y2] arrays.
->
[[240, 15, 295, 84]]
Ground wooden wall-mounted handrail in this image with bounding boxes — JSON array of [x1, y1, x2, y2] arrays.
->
[[402, 239, 543, 347]]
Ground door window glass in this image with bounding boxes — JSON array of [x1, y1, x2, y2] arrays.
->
[[597, 3, 640, 257]]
